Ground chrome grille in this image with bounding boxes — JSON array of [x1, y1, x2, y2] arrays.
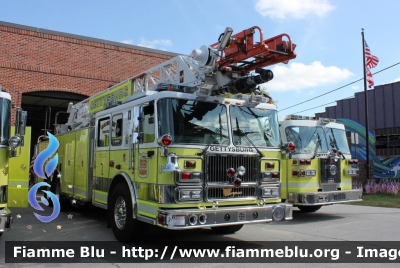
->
[[206, 186, 257, 201], [333, 193, 346, 200], [320, 158, 341, 184], [321, 183, 338, 192], [206, 154, 259, 184]]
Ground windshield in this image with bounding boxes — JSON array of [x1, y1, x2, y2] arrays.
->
[[285, 126, 328, 154], [325, 128, 350, 154], [230, 106, 280, 147], [0, 98, 11, 146], [157, 98, 229, 145]]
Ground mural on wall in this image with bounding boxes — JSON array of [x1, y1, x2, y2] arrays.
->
[[337, 118, 400, 179]]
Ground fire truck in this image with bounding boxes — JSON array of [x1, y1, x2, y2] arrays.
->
[[0, 86, 27, 237], [37, 26, 298, 242], [279, 115, 363, 212]]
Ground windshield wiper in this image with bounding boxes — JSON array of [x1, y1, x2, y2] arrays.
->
[[311, 133, 322, 159], [236, 117, 263, 157], [219, 113, 223, 141], [198, 113, 225, 156], [329, 129, 339, 149], [329, 130, 345, 159]]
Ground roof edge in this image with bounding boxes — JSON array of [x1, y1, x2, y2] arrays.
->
[[0, 20, 179, 57]]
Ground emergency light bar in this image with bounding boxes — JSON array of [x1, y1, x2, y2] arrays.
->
[[285, 114, 336, 123], [231, 94, 272, 105]]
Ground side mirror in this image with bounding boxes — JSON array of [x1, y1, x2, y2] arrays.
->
[[15, 110, 27, 136]]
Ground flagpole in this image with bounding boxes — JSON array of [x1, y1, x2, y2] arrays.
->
[[361, 28, 370, 181]]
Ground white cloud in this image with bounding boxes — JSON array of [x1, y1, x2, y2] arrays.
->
[[254, 0, 336, 19], [263, 61, 353, 92], [137, 38, 172, 49], [120, 39, 133, 45], [394, 77, 400, 82], [352, 85, 360, 91]]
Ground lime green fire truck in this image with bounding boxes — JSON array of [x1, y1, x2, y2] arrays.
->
[[36, 26, 299, 241], [0, 86, 27, 237], [279, 115, 362, 212]]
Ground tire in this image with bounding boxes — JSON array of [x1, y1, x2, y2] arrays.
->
[[48, 176, 72, 211], [109, 183, 148, 242], [211, 224, 244, 234], [297, 205, 322, 213]]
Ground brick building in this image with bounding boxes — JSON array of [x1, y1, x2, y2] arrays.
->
[[0, 21, 176, 152]]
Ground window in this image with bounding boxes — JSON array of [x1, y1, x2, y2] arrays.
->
[[97, 117, 110, 147], [324, 128, 351, 154], [285, 126, 328, 154], [375, 136, 388, 148], [0, 98, 11, 146], [157, 98, 229, 145], [388, 135, 400, 147], [230, 106, 280, 147], [111, 113, 123, 146], [142, 105, 155, 143]]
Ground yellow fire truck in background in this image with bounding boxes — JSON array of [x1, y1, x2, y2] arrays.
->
[[279, 115, 362, 212], [0, 86, 27, 237], [35, 26, 298, 242]]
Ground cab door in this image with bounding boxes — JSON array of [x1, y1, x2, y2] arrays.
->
[[93, 115, 111, 204], [109, 112, 130, 180], [134, 103, 158, 202]]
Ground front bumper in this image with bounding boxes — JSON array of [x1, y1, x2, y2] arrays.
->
[[157, 203, 293, 229], [290, 189, 363, 206], [0, 208, 12, 232]]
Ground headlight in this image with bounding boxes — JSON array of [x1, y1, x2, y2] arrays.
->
[[346, 168, 359, 176], [8, 136, 21, 148], [176, 187, 203, 202], [261, 186, 280, 198], [260, 172, 280, 183], [305, 170, 316, 177]]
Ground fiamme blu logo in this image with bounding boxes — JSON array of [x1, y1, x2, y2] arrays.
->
[[28, 132, 61, 223]]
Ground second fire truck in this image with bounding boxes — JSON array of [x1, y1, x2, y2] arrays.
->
[[279, 115, 362, 212]]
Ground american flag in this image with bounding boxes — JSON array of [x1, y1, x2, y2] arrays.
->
[[364, 40, 378, 88], [365, 41, 379, 69], [366, 66, 374, 88]]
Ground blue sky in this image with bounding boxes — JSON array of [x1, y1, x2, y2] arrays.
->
[[1, 0, 399, 119]]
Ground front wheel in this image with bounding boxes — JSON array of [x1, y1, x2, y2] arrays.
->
[[211, 224, 244, 234], [109, 183, 148, 242], [297, 205, 322, 213]]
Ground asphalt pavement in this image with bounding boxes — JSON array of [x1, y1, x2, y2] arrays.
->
[[1, 203, 400, 267]]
